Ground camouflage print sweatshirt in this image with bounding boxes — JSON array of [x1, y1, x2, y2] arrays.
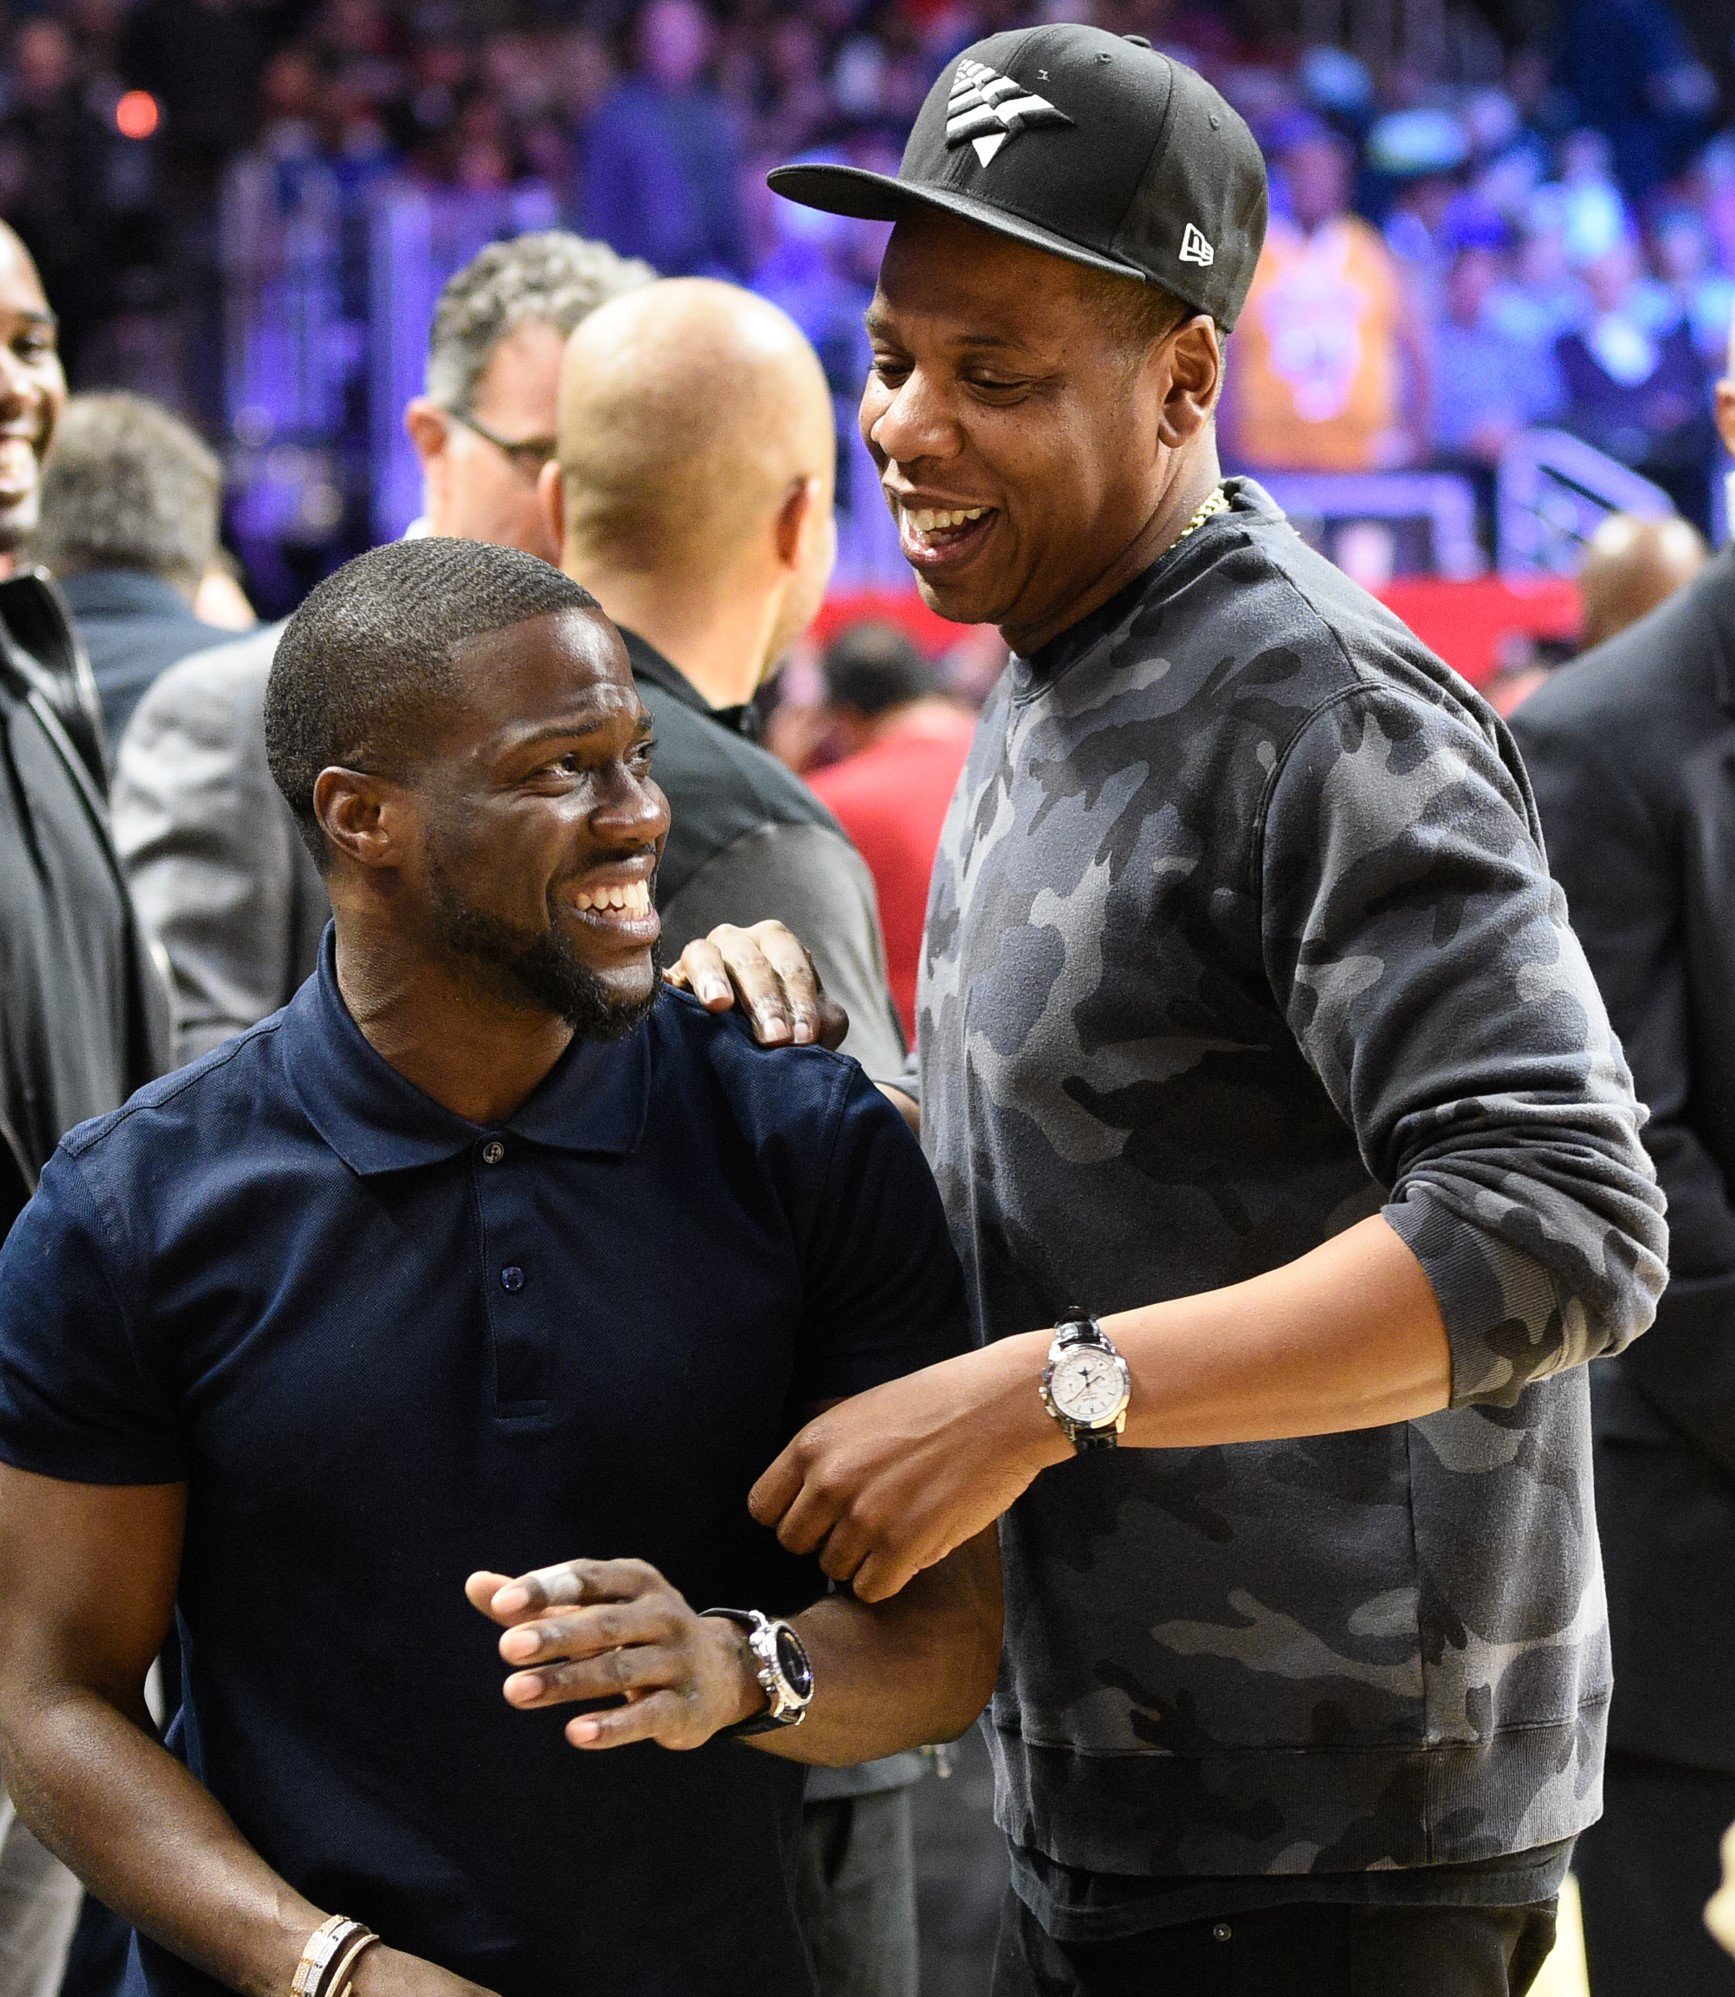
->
[[918, 479, 1667, 1881]]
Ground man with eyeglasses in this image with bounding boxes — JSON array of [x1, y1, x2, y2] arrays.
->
[[112, 230, 654, 1066]]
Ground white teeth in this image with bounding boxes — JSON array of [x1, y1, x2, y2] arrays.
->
[[575, 886, 650, 914], [907, 504, 988, 535], [573, 881, 650, 917]]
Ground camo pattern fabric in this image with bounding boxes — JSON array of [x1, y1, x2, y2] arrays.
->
[[917, 479, 1667, 1879]]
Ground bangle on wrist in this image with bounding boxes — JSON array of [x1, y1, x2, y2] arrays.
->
[[292, 1917, 379, 1997]]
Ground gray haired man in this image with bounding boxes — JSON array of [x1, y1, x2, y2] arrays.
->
[[112, 230, 653, 1064], [33, 390, 231, 744]]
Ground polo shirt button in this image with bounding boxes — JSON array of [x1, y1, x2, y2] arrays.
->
[[1212, 1924, 1232, 1943], [500, 1265, 525, 1293], [481, 1139, 505, 1165]]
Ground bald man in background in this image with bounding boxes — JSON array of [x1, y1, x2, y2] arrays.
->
[[1577, 511, 1708, 653], [544, 277, 903, 1079], [542, 277, 912, 1994], [1510, 320, 1735, 1997]]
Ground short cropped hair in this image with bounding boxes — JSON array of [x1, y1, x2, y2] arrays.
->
[[265, 537, 599, 867], [822, 621, 934, 718], [425, 231, 655, 416], [34, 392, 221, 592]]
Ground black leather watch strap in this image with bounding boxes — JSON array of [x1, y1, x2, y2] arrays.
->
[[1071, 1425, 1118, 1451]]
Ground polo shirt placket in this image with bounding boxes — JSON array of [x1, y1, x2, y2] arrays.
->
[[473, 1134, 548, 1419]]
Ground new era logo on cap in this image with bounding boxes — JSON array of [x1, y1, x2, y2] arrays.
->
[[1179, 223, 1215, 266], [945, 58, 1072, 168]]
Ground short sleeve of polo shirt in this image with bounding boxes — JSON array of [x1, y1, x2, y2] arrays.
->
[[0, 1146, 188, 1484], [791, 1064, 969, 1406]]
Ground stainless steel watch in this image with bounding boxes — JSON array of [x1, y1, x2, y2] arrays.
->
[[704, 1607, 814, 1736], [1039, 1307, 1131, 1453]]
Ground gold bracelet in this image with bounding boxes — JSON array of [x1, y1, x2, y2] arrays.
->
[[292, 1917, 378, 1997]]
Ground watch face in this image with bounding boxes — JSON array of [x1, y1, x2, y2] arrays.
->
[[1050, 1346, 1126, 1425], [774, 1625, 814, 1702]]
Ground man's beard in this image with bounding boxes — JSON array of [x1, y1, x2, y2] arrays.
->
[[426, 863, 661, 1043]]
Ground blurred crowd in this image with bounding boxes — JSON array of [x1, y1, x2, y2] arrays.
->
[[1, 0, 1733, 550]]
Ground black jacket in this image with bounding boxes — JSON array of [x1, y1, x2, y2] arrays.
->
[[625, 629, 906, 1082], [0, 569, 169, 1233], [1513, 544, 1735, 1771]]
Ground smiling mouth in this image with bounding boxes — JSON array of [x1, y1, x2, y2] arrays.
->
[[563, 876, 660, 944], [891, 496, 998, 573]]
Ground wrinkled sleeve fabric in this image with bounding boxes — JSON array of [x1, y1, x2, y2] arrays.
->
[[658, 820, 908, 1080], [0, 1147, 187, 1484], [1258, 681, 1667, 1409], [788, 1062, 969, 1409], [112, 633, 308, 1066]]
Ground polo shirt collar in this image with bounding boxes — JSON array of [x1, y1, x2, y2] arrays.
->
[[284, 927, 651, 1175], [621, 626, 760, 740]]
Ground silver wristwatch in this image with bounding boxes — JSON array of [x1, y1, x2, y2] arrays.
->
[[704, 1607, 814, 1736], [1039, 1307, 1131, 1453]]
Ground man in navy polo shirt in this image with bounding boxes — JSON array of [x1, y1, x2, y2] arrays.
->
[[0, 537, 999, 1997]]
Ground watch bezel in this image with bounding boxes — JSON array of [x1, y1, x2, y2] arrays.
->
[[1046, 1343, 1130, 1427]]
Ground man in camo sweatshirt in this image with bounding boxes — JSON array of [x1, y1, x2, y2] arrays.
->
[[720, 29, 1671, 1997]]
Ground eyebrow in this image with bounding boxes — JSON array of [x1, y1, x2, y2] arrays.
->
[[509, 710, 653, 751], [864, 309, 1025, 354], [0, 308, 56, 332]]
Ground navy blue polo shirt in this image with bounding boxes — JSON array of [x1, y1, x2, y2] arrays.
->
[[0, 934, 968, 1997]]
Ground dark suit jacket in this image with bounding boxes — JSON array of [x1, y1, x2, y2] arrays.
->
[[59, 567, 234, 747], [0, 571, 169, 1232], [1512, 544, 1735, 1772]]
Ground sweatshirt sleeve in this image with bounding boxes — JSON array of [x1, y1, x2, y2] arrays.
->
[[1258, 680, 1667, 1408]]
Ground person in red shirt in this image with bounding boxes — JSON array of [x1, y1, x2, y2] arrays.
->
[[807, 623, 975, 1044]]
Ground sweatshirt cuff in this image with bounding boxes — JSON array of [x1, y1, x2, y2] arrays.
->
[[1383, 1185, 1583, 1410]]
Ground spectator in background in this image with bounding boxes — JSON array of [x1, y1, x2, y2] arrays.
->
[[1576, 509, 1708, 650], [1508, 310, 1735, 1997], [1556, 236, 1717, 527], [1429, 224, 1563, 471], [806, 624, 974, 1046], [548, 277, 903, 1083], [583, 0, 744, 277], [113, 229, 651, 1065], [1489, 187, 1590, 351], [1227, 114, 1428, 471], [1646, 204, 1735, 368], [0, 214, 168, 1997], [32, 391, 236, 744]]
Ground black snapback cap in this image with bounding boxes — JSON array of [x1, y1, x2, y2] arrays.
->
[[769, 24, 1269, 331]]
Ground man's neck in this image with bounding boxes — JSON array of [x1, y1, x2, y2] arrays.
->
[[334, 928, 573, 1127], [998, 443, 1225, 660], [570, 563, 775, 713]]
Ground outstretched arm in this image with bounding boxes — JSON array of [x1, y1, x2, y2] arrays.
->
[[0, 1467, 496, 1997]]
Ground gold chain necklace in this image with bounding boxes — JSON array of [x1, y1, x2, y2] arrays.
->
[[1176, 483, 1229, 542]]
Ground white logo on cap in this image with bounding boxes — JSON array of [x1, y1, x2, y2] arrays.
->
[[945, 59, 1072, 168], [1179, 224, 1215, 267]]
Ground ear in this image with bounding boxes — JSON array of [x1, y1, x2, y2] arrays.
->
[[1156, 316, 1224, 450], [1716, 377, 1735, 464], [404, 397, 450, 472], [313, 766, 414, 875], [773, 475, 818, 573], [539, 457, 567, 564]]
